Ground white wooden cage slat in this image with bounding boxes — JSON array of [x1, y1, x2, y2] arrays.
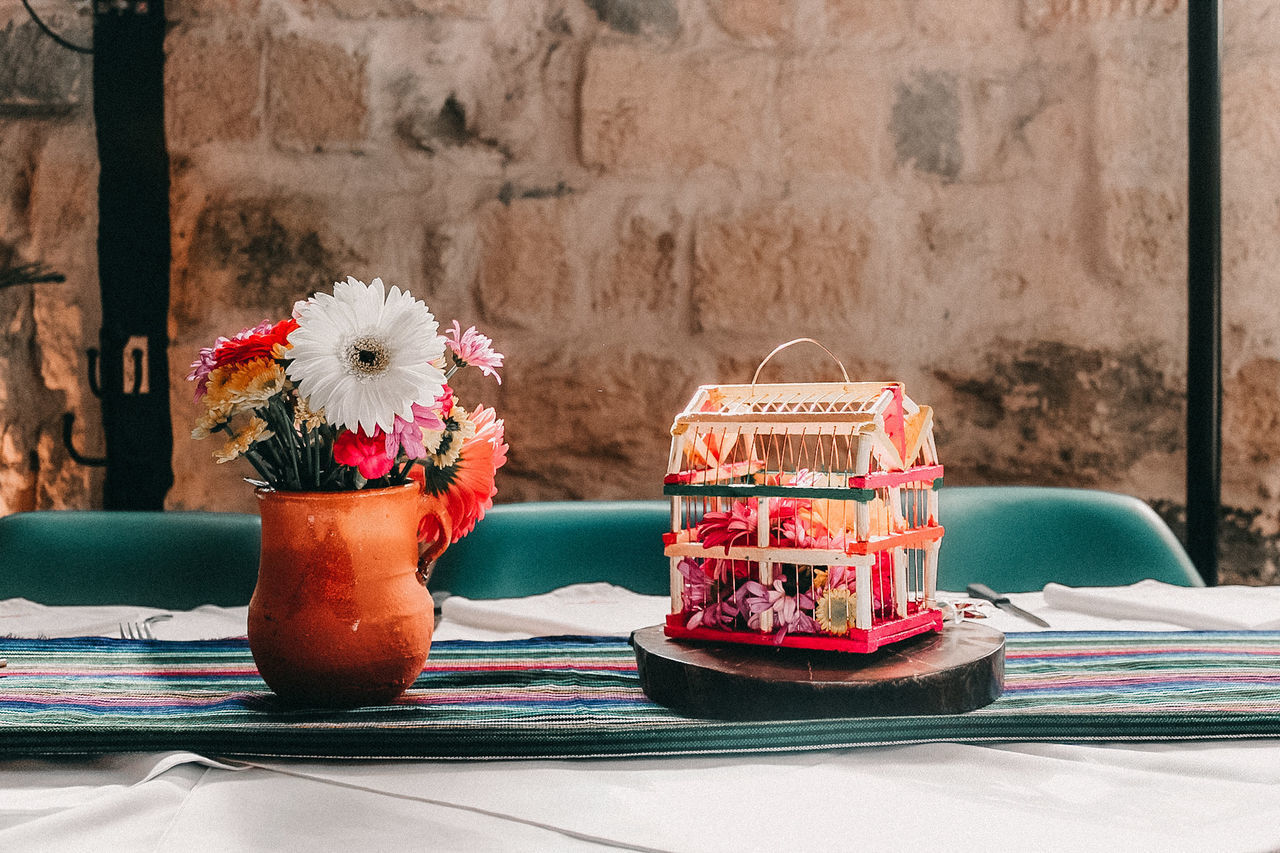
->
[[924, 540, 940, 608], [669, 556, 682, 614], [893, 546, 908, 618], [870, 426, 905, 471], [855, 562, 872, 630]]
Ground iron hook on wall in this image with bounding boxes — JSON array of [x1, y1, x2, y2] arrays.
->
[[63, 347, 106, 467], [63, 413, 106, 467], [61, 342, 148, 467]]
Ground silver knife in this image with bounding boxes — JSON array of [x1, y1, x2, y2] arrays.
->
[[966, 583, 1050, 628]]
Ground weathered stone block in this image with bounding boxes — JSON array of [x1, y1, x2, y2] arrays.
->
[[1094, 37, 1184, 187], [286, 0, 487, 17], [580, 45, 774, 173], [26, 124, 98, 254], [0, 16, 90, 115], [779, 56, 877, 177], [692, 206, 870, 332], [822, 56, 1061, 183], [31, 283, 84, 413], [1225, 358, 1280, 467], [1224, 61, 1280, 176], [708, 0, 793, 41], [172, 196, 363, 327], [1224, 3, 1280, 55], [0, 417, 38, 514], [828, 0, 1021, 44], [891, 70, 963, 179], [167, 0, 261, 20], [166, 29, 262, 149], [0, 284, 92, 514], [474, 198, 572, 329], [1222, 61, 1280, 337], [933, 340, 1183, 486], [824, 0, 913, 43], [594, 211, 681, 315], [1103, 187, 1184, 287], [1021, 0, 1181, 33], [36, 427, 91, 510], [267, 35, 366, 151], [912, 0, 1023, 42], [492, 348, 694, 501], [585, 0, 679, 38]]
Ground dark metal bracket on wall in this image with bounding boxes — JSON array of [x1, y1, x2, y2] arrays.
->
[[58, 0, 174, 507], [1187, 0, 1221, 585]]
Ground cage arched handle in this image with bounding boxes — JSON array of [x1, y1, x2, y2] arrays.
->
[[751, 338, 850, 386]]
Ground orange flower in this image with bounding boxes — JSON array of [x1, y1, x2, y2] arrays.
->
[[414, 403, 507, 543]]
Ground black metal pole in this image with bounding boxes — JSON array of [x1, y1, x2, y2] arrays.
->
[[92, 1, 174, 509], [1187, 0, 1221, 585]]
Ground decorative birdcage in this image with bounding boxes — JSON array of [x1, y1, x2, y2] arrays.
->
[[662, 341, 945, 653]]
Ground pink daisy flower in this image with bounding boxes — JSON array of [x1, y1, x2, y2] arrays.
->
[[742, 579, 817, 642], [385, 393, 450, 460], [445, 321, 504, 384]]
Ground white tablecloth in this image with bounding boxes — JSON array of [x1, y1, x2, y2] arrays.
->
[[2, 583, 1279, 853]]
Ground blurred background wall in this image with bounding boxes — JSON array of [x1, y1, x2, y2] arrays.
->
[[2, 0, 1278, 583]]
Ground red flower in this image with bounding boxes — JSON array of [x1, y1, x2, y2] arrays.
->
[[188, 318, 300, 401], [214, 318, 298, 369], [333, 427, 395, 479], [697, 501, 758, 553], [697, 498, 809, 552]]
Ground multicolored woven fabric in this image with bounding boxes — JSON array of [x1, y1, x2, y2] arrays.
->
[[2, 631, 1279, 759]]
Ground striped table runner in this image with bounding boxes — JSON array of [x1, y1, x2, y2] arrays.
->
[[1, 631, 1279, 759]]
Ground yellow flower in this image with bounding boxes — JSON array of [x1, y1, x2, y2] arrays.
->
[[292, 395, 326, 432], [213, 416, 273, 464], [192, 398, 235, 440], [425, 406, 476, 469], [815, 588, 855, 636], [205, 359, 288, 413]]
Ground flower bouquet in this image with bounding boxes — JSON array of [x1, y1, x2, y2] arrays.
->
[[187, 275, 507, 707], [188, 275, 507, 550]]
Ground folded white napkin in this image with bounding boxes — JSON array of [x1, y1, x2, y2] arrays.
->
[[1042, 580, 1280, 630], [439, 582, 670, 637], [0, 598, 248, 640]]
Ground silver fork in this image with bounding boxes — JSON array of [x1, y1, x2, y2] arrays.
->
[[118, 614, 172, 640]]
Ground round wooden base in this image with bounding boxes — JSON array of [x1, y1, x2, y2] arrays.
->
[[631, 622, 1005, 721]]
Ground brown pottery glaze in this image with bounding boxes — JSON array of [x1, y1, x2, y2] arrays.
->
[[248, 483, 450, 707]]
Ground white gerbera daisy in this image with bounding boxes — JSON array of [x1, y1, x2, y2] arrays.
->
[[285, 276, 447, 435]]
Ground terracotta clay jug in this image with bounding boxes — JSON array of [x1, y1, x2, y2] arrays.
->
[[248, 483, 451, 707]]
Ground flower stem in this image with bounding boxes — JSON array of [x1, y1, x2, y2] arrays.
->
[[215, 423, 276, 484], [269, 397, 303, 490], [390, 457, 415, 484], [443, 352, 463, 381], [242, 448, 275, 484]]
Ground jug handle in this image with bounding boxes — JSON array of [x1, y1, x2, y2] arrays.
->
[[417, 494, 453, 566]]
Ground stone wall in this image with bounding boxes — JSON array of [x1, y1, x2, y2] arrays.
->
[[0, 1, 97, 512], [4, 0, 1280, 583]]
